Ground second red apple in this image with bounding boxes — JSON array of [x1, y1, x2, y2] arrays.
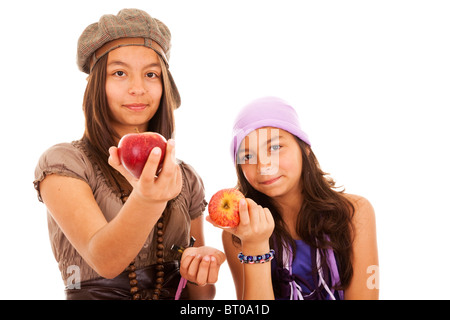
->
[[208, 188, 245, 228]]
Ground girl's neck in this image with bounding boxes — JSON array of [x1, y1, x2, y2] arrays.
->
[[273, 191, 304, 240], [113, 124, 148, 144]]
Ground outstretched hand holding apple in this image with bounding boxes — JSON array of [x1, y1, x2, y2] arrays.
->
[[117, 132, 167, 179], [206, 189, 275, 246], [108, 132, 182, 204], [207, 188, 244, 228]]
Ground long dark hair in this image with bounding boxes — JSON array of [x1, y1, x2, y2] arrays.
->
[[81, 53, 178, 197], [235, 137, 355, 290]]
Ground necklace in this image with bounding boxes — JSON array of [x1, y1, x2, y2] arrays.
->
[[121, 192, 165, 300]]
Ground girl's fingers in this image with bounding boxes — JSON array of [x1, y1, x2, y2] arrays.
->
[[187, 254, 202, 280], [165, 139, 177, 165], [140, 146, 163, 182], [213, 250, 227, 266], [180, 251, 196, 277], [180, 247, 223, 286], [108, 146, 120, 167], [264, 207, 274, 227], [150, 140, 182, 198], [195, 256, 212, 286], [158, 139, 176, 176], [207, 196, 273, 244], [108, 147, 136, 182], [207, 256, 219, 284], [238, 198, 250, 226], [246, 198, 262, 226], [194, 255, 221, 286]]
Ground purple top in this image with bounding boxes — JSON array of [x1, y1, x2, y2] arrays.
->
[[291, 240, 316, 294], [271, 239, 344, 300]]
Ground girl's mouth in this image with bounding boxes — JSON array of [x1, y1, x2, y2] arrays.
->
[[260, 176, 281, 185], [123, 103, 148, 111]]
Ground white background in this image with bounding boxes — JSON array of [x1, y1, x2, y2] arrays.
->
[[1, 0, 449, 300]]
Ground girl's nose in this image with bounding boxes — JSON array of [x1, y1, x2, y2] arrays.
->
[[257, 155, 278, 176], [128, 76, 146, 95], [258, 165, 276, 176]]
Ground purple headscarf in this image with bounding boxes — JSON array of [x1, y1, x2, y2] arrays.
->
[[230, 97, 311, 163]]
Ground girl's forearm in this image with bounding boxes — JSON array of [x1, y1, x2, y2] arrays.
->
[[87, 192, 167, 278], [241, 242, 275, 300]]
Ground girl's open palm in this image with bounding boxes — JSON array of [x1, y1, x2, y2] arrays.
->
[[180, 246, 226, 286]]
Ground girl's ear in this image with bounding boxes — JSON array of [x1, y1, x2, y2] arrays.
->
[[305, 145, 311, 156]]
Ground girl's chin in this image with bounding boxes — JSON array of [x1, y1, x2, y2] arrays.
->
[[255, 185, 285, 198]]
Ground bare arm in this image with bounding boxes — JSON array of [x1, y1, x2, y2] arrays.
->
[[210, 198, 275, 300], [39, 141, 181, 279], [222, 231, 274, 299], [344, 195, 379, 300]]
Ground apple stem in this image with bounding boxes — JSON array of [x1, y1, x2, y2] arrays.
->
[[134, 127, 140, 133]]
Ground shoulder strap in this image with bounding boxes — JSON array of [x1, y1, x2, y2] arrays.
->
[[324, 235, 345, 300], [325, 247, 345, 300]]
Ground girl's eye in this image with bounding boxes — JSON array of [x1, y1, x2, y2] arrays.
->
[[270, 144, 281, 152], [146, 72, 157, 78], [113, 71, 126, 77], [240, 154, 254, 163]]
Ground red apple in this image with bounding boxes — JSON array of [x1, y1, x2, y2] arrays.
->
[[117, 132, 167, 179], [208, 188, 245, 228]]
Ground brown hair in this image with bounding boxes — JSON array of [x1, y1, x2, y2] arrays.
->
[[81, 53, 178, 196], [235, 138, 355, 290]]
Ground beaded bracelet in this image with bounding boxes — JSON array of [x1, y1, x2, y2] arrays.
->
[[238, 249, 275, 264]]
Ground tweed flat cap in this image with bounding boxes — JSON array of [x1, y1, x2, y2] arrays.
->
[[77, 8, 172, 74]]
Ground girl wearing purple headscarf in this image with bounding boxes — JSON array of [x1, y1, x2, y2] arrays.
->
[[207, 97, 379, 300]]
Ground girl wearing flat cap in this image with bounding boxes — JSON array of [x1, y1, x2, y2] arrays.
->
[[208, 97, 379, 300], [33, 8, 224, 300]]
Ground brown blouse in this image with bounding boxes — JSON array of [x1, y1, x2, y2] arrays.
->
[[34, 140, 207, 285]]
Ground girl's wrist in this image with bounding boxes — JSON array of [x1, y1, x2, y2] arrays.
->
[[129, 190, 167, 206], [241, 241, 270, 257], [126, 191, 167, 218]]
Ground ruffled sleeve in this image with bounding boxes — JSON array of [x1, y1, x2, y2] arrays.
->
[[33, 142, 91, 202]]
